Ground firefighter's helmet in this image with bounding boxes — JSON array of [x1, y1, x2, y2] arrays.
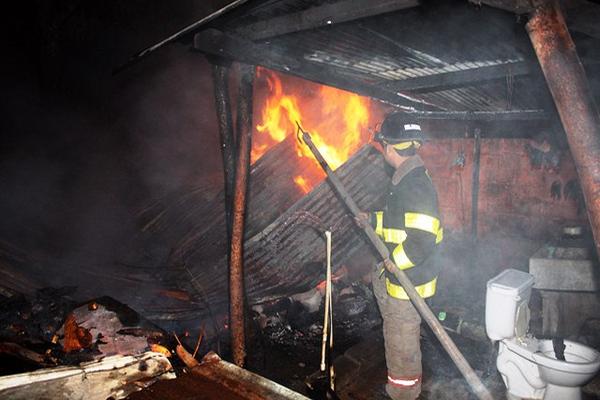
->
[[375, 112, 425, 149]]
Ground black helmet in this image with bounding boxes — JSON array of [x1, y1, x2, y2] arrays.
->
[[374, 112, 425, 146]]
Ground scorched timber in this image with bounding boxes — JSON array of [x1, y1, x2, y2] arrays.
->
[[183, 144, 387, 312]]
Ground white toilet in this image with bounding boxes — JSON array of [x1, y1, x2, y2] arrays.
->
[[485, 269, 600, 400]]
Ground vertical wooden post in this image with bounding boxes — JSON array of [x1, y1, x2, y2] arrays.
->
[[471, 128, 481, 240], [229, 63, 254, 367], [212, 63, 236, 241], [527, 1, 600, 258]]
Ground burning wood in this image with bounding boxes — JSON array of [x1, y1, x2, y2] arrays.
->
[[62, 314, 92, 353]]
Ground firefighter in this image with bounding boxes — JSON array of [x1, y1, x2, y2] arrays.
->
[[357, 112, 443, 400]]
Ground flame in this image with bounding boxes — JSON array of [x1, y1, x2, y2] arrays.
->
[[253, 68, 385, 193], [150, 344, 172, 357], [294, 175, 311, 194]]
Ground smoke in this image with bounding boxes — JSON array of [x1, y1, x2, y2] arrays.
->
[[0, 2, 225, 306]]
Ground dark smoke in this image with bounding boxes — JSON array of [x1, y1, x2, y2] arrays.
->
[[0, 2, 225, 307]]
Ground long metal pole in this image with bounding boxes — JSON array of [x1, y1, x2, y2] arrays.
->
[[299, 128, 494, 400], [212, 63, 236, 241], [527, 0, 600, 258], [229, 64, 255, 367]]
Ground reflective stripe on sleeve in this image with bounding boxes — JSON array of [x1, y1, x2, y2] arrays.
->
[[392, 243, 414, 270], [436, 227, 443, 244], [388, 374, 421, 387], [374, 211, 384, 236], [382, 228, 407, 244], [405, 212, 440, 236], [386, 277, 437, 299]]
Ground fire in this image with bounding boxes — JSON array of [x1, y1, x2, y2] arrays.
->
[[293, 175, 311, 194], [253, 68, 385, 193]]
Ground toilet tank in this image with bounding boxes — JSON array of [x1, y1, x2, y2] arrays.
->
[[485, 269, 535, 341]]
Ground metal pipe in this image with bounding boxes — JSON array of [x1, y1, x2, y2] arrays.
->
[[471, 128, 481, 240], [526, 1, 600, 258], [229, 63, 255, 367], [299, 127, 494, 400], [212, 63, 236, 241]]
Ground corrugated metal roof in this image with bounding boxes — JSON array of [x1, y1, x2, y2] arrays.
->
[[138, 136, 386, 318], [213, 0, 541, 112]]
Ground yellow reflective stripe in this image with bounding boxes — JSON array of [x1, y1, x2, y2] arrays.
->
[[374, 211, 384, 236], [392, 243, 414, 270], [405, 212, 440, 236], [436, 228, 443, 244], [391, 141, 421, 150], [382, 228, 407, 244], [386, 277, 437, 299]]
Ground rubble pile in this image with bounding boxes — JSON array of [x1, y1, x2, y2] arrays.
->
[[0, 288, 176, 399]]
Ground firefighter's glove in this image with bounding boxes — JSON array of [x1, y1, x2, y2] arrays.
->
[[383, 258, 396, 273], [354, 211, 369, 229]]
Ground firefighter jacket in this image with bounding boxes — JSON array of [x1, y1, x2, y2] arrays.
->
[[370, 155, 443, 300]]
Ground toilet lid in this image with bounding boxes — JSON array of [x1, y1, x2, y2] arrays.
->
[[515, 303, 530, 338]]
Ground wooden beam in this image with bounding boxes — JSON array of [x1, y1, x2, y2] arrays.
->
[[235, 0, 419, 41], [0, 352, 175, 400], [380, 61, 532, 93], [193, 28, 441, 110]]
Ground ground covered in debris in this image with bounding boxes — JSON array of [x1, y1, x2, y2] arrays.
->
[[1, 233, 600, 399], [241, 284, 506, 400], [235, 233, 600, 399]]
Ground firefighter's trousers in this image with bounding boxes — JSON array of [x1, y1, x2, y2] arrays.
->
[[372, 268, 422, 400]]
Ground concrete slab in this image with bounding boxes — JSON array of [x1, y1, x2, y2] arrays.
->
[[529, 245, 599, 291]]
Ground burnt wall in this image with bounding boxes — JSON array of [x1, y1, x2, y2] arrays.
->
[[421, 138, 584, 238]]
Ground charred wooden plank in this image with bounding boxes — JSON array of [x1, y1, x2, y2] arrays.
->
[[229, 64, 254, 367], [212, 63, 236, 241], [177, 349, 310, 400], [0, 352, 175, 400]]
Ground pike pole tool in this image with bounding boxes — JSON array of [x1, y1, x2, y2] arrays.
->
[[296, 122, 494, 400]]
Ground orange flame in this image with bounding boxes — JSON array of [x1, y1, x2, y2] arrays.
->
[[252, 68, 385, 193], [293, 175, 311, 194]]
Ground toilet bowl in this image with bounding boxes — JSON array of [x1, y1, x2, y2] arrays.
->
[[486, 269, 600, 400], [533, 339, 600, 399]]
